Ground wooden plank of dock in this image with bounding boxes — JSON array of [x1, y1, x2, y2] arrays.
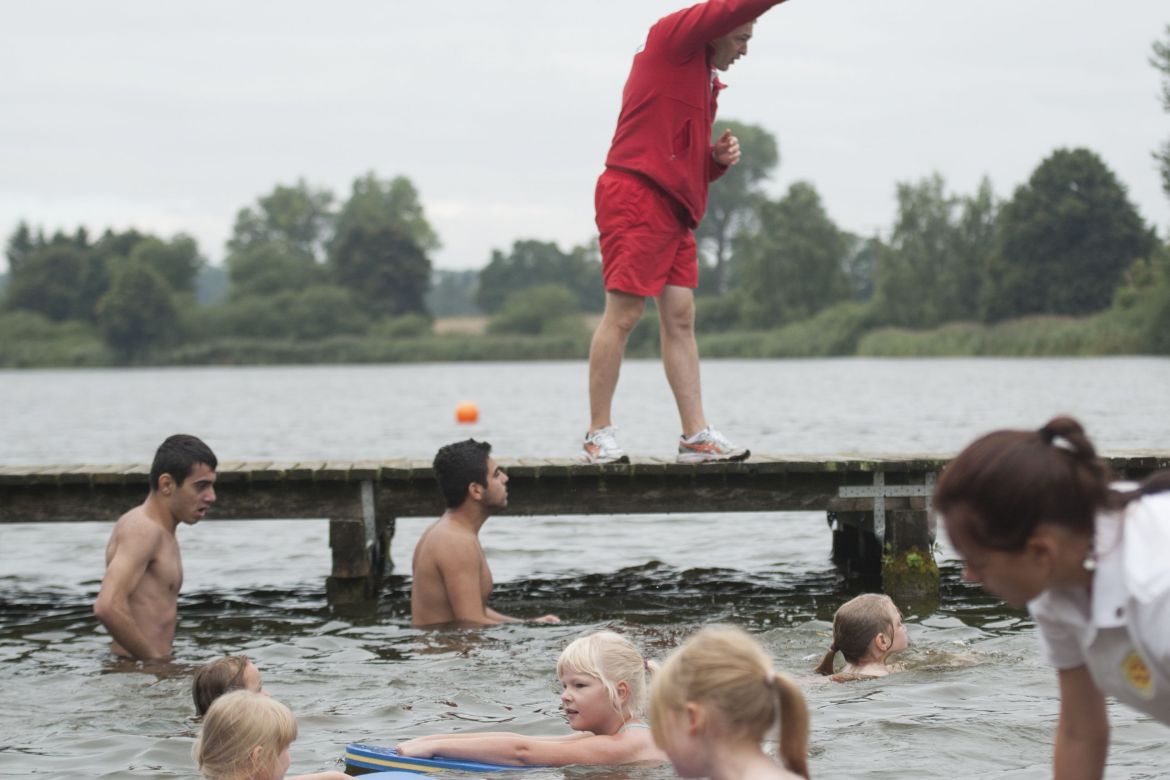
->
[[1, 451, 1166, 523], [3, 452, 1166, 603]]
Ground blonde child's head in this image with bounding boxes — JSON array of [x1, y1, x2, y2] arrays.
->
[[556, 630, 648, 719], [814, 593, 902, 675], [193, 690, 296, 780], [650, 625, 809, 779]]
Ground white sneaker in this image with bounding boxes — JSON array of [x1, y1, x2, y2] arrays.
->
[[582, 426, 629, 464], [677, 426, 749, 463]]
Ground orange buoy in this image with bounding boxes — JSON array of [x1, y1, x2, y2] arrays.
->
[[455, 400, 479, 424]]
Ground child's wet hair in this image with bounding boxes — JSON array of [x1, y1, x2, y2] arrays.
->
[[193, 654, 251, 717], [556, 631, 649, 718], [193, 690, 296, 780], [650, 625, 809, 779], [815, 593, 897, 675]]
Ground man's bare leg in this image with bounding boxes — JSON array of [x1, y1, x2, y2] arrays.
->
[[657, 284, 707, 438], [588, 290, 646, 433]]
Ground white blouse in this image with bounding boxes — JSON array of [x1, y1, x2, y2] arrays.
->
[[1029, 492, 1170, 725]]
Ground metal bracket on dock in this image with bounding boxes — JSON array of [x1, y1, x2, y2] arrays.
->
[[360, 480, 376, 549], [837, 472, 936, 542]]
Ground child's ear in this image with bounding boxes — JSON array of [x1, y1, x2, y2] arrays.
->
[[686, 702, 704, 735], [876, 632, 891, 652], [615, 679, 630, 703]]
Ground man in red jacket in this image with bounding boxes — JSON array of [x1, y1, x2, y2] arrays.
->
[[583, 0, 788, 464]]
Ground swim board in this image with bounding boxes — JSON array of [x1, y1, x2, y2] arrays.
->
[[359, 773, 428, 780], [344, 743, 537, 774]]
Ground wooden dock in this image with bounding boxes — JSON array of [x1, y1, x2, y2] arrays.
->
[[3, 452, 1168, 604]]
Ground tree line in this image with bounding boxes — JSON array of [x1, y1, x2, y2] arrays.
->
[[3, 25, 1169, 365]]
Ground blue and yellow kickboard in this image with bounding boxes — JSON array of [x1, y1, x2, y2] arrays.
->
[[345, 743, 536, 775]]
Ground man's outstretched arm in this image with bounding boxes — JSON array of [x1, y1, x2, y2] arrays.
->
[[657, 0, 790, 62]]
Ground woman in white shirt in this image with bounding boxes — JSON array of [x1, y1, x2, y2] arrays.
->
[[934, 415, 1170, 780]]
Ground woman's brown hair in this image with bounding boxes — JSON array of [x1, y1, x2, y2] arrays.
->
[[934, 415, 1169, 553]]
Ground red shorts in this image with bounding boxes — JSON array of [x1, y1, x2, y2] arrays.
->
[[594, 168, 698, 296]]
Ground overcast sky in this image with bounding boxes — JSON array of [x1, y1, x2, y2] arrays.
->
[[2, 1, 1167, 273]]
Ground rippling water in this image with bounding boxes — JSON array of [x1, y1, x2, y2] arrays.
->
[[2, 358, 1169, 779]]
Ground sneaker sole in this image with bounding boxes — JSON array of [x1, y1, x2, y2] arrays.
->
[[676, 449, 750, 464], [582, 453, 630, 465]]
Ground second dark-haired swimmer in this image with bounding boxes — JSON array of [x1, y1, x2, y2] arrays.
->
[[410, 439, 559, 627]]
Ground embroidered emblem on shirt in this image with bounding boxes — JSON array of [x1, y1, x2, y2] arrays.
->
[[1121, 650, 1154, 699]]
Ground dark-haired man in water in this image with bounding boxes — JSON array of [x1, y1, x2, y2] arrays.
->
[[411, 438, 559, 627], [94, 434, 217, 662]]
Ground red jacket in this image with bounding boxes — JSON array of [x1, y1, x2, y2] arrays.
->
[[604, 0, 787, 228]]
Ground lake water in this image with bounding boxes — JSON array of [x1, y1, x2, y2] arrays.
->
[[1, 358, 1169, 779]]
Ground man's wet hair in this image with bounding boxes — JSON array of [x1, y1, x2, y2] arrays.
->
[[150, 434, 217, 491], [433, 439, 492, 508]]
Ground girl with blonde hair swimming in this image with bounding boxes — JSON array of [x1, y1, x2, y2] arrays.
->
[[194, 690, 352, 780], [814, 593, 909, 680], [650, 625, 809, 780], [396, 630, 665, 766]]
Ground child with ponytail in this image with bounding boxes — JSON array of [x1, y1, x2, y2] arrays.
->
[[814, 593, 909, 681], [650, 625, 810, 780]]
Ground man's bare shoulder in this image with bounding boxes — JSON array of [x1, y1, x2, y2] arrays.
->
[[414, 518, 480, 565], [109, 504, 168, 545]]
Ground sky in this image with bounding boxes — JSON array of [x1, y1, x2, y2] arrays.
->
[[2, 1, 1168, 273]]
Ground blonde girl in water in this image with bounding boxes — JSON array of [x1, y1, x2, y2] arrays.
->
[[650, 625, 810, 780], [194, 690, 352, 780], [396, 630, 665, 766], [814, 593, 909, 680]]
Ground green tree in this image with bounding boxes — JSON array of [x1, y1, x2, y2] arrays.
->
[[228, 241, 322, 299], [95, 261, 179, 362], [5, 244, 91, 321], [486, 283, 584, 336], [983, 148, 1156, 321], [211, 287, 368, 341], [475, 240, 602, 314], [128, 235, 204, 295], [286, 285, 370, 340], [331, 222, 431, 317], [697, 120, 779, 293], [733, 181, 849, 328], [1153, 25, 1170, 203], [875, 175, 999, 328], [332, 173, 439, 254], [329, 173, 437, 317], [5, 221, 35, 272], [227, 180, 335, 261]]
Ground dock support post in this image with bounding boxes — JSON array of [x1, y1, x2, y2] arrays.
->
[[832, 472, 940, 605], [326, 480, 389, 605]]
